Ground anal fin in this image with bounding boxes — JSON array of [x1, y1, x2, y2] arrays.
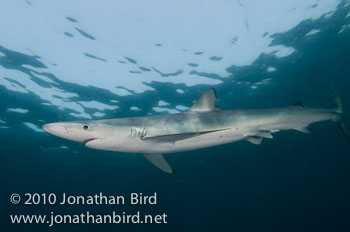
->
[[143, 154, 174, 174], [295, 127, 312, 133]]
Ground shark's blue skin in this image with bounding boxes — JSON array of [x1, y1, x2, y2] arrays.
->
[[43, 89, 347, 174]]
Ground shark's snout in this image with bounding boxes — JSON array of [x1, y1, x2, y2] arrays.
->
[[43, 123, 68, 136], [43, 122, 103, 143]]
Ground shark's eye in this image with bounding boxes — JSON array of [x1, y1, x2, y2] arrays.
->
[[83, 125, 89, 130]]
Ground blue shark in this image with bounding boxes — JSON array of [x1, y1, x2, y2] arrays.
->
[[43, 88, 348, 173]]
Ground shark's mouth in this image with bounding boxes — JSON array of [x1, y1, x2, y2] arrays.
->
[[83, 138, 98, 145]]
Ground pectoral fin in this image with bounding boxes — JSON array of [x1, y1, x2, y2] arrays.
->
[[142, 128, 230, 140], [142, 154, 174, 174]]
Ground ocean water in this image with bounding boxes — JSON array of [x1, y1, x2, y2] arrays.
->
[[1, 0, 350, 231]]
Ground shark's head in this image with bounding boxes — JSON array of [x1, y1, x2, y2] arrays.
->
[[43, 121, 129, 150], [43, 121, 105, 144]]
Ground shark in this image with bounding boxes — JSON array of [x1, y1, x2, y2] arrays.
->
[[43, 88, 348, 174]]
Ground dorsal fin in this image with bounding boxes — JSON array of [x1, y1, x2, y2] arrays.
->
[[190, 88, 219, 112], [292, 101, 303, 107]]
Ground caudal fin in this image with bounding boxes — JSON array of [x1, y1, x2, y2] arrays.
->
[[331, 94, 343, 114], [337, 121, 350, 143], [331, 90, 349, 143]]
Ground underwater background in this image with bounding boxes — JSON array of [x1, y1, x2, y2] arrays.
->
[[1, 0, 350, 231]]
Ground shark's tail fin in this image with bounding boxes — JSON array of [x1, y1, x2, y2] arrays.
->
[[331, 94, 343, 114], [331, 90, 349, 143], [337, 121, 349, 143]]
